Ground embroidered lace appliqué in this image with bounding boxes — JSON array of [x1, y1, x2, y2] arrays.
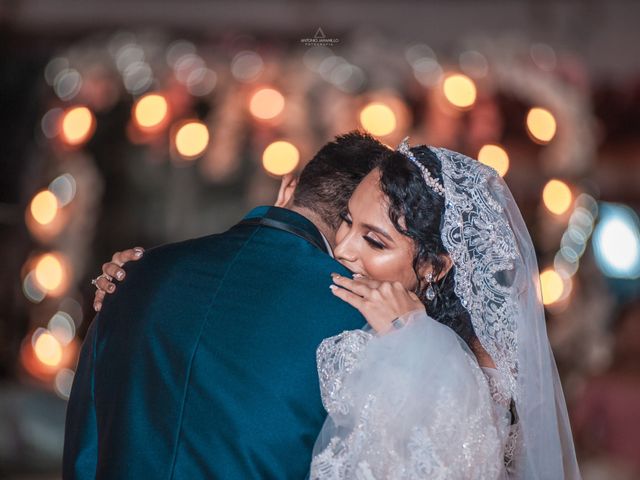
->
[[432, 147, 520, 402]]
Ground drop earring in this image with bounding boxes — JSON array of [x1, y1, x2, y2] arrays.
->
[[425, 272, 436, 301]]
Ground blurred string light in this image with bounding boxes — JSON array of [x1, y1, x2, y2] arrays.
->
[[61, 106, 96, 147], [48, 311, 76, 346], [29, 190, 59, 225], [53, 68, 83, 101], [22, 272, 46, 304], [32, 252, 70, 296], [41, 108, 63, 139], [442, 73, 477, 109], [133, 93, 169, 131], [54, 368, 75, 400], [543, 179, 573, 215], [49, 173, 77, 206], [554, 194, 598, 278], [249, 88, 285, 120], [231, 51, 264, 82], [405, 43, 443, 88], [32, 329, 63, 367], [526, 107, 557, 144], [166, 40, 197, 67], [359, 102, 397, 137], [44, 57, 70, 86], [593, 203, 640, 279], [186, 67, 217, 97], [459, 50, 489, 79], [477, 144, 509, 177], [539, 267, 572, 306], [262, 141, 299, 176], [174, 121, 209, 160]]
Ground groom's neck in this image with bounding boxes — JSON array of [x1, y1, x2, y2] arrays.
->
[[287, 205, 336, 249]]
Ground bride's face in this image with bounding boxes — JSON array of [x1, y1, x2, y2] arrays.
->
[[334, 168, 421, 290]]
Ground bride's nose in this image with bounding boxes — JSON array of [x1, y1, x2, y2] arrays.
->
[[333, 233, 358, 265]]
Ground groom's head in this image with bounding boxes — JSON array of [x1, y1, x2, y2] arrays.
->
[[276, 131, 389, 242]]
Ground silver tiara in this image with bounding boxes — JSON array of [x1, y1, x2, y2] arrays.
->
[[396, 137, 445, 196]]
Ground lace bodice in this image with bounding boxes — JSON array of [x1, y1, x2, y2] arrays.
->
[[311, 314, 509, 479]]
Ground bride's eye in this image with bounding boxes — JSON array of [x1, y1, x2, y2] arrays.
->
[[364, 236, 385, 250], [339, 211, 352, 226]]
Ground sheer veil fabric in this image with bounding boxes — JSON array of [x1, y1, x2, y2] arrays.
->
[[310, 146, 580, 479]]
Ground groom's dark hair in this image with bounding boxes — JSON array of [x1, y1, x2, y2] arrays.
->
[[292, 131, 389, 230]]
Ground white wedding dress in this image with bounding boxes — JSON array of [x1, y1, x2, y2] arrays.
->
[[310, 144, 581, 479], [310, 310, 515, 479]]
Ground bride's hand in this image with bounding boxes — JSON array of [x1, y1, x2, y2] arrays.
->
[[93, 247, 144, 312], [330, 273, 425, 334]]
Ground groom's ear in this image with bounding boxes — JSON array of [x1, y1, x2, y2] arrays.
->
[[275, 173, 298, 207]]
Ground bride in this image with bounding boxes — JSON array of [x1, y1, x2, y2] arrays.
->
[[94, 141, 580, 478]]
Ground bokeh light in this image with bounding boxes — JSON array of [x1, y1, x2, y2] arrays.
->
[[526, 107, 557, 143], [54, 368, 75, 400], [32, 330, 63, 367], [593, 203, 640, 279], [33, 253, 69, 295], [262, 141, 300, 176], [477, 144, 510, 177], [249, 88, 285, 120], [543, 179, 573, 215], [133, 93, 169, 130], [48, 173, 77, 207], [48, 311, 76, 346], [359, 102, 397, 137], [174, 121, 209, 159], [540, 268, 565, 305], [29, 190, 59, 225], [61, 106, 96, 147], [442, 73, 477, 109], [22, 272, 46, 304]]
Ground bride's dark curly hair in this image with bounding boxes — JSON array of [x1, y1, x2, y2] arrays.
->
[[377, 146, 477, 347]]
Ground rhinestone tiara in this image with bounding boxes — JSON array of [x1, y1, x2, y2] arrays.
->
[[396, 137, 445, 196]]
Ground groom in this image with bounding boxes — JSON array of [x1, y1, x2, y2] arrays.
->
[[63, 132, 389, 479]]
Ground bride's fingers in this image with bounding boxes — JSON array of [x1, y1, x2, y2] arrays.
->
[[93, 290, 105, 312], [351, 274, 381, 290], [329, 284, 365, 311], [95, 274, 116, 294], [103, 262, 126, 281], [331, 274, 371, 297], [112, 247, 144, 267]]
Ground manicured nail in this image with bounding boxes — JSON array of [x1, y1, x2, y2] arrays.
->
[[134, 248, 143, 257], [108, 284, 115, 293], [331, 273, 339, 278], [352, 273, 363, 278], [329, 285, 337, 290], [94, 302, 101, 311], [116, 270, 125, 280]]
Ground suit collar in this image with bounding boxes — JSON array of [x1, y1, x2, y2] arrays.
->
[[242, 206, 331, 255]]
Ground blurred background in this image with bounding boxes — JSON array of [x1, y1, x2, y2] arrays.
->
[[1, 0, 639, 478]]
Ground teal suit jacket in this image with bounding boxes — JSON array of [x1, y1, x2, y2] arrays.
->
[[63, 206, 364, 479]]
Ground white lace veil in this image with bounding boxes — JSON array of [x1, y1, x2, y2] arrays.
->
[[430, 145, 580, 478]]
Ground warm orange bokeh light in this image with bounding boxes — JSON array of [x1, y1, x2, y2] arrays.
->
[[262, 141, 300, 176], [34, 253, 67, 293], [543, 179, 573, 215], [540, 268, 569, 305], [249, 88, 285, 120], [526, 107, 557, 143], [33, 331, 63, 367], [30, 190, 59, 225], [442, 73, 477, 109], [477, 144, 510, 177], [174, 121, 209, 159], [61, 106, 95, 146], [133, 93, 169, 130], [359, 103, 397, 137]]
